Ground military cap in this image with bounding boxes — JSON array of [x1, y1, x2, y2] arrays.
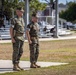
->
[[16, 7, 24, 12], [32, 13, 38, 18]]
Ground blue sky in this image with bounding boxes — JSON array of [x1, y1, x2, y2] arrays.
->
[[39, 0, 74, 4]]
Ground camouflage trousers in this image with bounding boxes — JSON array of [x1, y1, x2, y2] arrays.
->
[[29, 43, 39, 64], [12, 38, 24, 64]]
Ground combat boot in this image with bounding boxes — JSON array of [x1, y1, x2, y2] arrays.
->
[[17, 63, 24, 71], [13, 64, 20, 71], [34, 63, 41, 68], [30, 63, 37, 68]]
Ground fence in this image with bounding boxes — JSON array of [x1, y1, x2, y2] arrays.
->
[[0, 20, 11, 40]]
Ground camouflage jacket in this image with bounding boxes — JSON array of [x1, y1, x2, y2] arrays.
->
[[27, 22, 39, 37], [11, 16, 25, 41]]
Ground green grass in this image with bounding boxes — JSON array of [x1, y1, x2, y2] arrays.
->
[[0, 39, 76, 75]]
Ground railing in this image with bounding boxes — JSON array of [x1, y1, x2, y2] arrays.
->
[[0, 27, 11, 40]]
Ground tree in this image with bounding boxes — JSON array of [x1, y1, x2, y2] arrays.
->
[[3, 0, 46, 18], [66, 1, 73, 6], [29, 0, 47, 14], [59, 2, 76, 22], [3, 0, 24, 18], [4, 0, 19, 9]]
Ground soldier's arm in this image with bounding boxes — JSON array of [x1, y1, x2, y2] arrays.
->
[[26, 30, 32, 44], [10, 19, 16, 43], [10, 27, 14, 39], [26, 24, 32, 44]]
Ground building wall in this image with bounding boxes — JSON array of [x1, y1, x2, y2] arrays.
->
[[37, 4, 67, 16], [37, 4, 67, 26]]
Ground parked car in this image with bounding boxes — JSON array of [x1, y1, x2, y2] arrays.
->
[[66, 22, 74, 29], [58, 28, 72, 36]]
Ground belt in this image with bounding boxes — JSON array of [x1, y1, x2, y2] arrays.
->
[[31, 37, 38, 39], [15, 33, 24, 36]]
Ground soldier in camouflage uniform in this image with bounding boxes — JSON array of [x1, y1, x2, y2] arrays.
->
[[10, 7, 25, 71], [26, 14, 40, 68]]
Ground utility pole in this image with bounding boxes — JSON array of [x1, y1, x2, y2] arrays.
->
[[54, 0, 59, 38], [12, 8, 14, 18], [50, 0, 53, 25], [50, 0, 53, 16], [25, 0, 29, 29]]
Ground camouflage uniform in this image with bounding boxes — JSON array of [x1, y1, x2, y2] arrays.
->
[[11, 16, 25, 64], [27, 22, 39, 64]]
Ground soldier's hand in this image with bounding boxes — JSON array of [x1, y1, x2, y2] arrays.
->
[[12, 38, 16, 43], [29, 40, 32, 44]]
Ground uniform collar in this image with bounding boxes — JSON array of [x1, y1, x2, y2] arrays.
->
[[31, 21, 37, 24]]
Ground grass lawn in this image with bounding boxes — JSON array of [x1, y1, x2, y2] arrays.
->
[[0, 39, 76, 75]]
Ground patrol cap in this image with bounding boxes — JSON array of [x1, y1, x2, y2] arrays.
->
[[16, 7, 24, 12], [32, 13, 38, 19]]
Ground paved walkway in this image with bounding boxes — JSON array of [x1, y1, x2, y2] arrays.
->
[[0, 35, 76, 43], [0, 60, 68, 74]]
